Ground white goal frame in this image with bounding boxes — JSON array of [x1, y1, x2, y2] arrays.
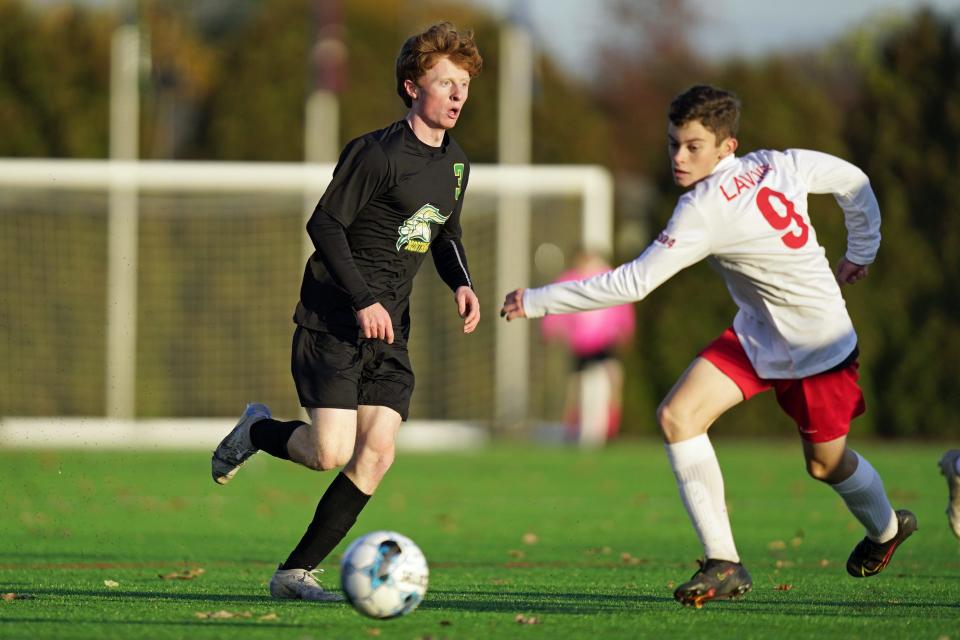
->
[[0, 159, 613, 445]]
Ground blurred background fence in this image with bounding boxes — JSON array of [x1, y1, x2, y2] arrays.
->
[[1, 0, 959, 438], [0, 160, 612, 434]]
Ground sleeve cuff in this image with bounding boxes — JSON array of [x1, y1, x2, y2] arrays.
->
[[351, 291, 377, 311], [522, 288, 547, 319]]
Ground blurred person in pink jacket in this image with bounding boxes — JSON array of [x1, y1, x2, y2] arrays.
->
[[541, 250, 635, 445]]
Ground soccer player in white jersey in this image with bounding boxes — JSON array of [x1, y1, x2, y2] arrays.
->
[[500, 85, 916, 608]]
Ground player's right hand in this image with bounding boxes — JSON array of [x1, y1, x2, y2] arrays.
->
[[500, 288, 526, 321], [357, 302, 394, 343], [835, 257, 868, 286]]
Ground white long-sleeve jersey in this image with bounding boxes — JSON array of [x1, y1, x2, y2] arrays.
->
[[523, 149, 882, 379]]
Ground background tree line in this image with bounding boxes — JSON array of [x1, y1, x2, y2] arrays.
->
[[0, 0, 956, 438]]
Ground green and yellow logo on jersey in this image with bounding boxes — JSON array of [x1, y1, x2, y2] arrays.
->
[[453, 162, 464, 200], [397, 203, 450, 253]]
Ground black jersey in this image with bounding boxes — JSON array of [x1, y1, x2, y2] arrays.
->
[[294, 120, 473, 342]]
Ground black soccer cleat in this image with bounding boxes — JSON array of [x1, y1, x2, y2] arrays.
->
[[846, 509, 917, 578], [673, 558, 753, 608]]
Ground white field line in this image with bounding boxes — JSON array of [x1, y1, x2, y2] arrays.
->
[[0, 418, 488, 451]]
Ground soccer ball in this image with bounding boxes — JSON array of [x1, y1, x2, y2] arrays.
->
[[340, 531, 429, 619]]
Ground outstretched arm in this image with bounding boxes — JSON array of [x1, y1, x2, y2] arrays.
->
[[505, 201, 712, 320]]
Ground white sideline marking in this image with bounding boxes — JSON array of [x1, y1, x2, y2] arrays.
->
[[0, 418, 488, 451]]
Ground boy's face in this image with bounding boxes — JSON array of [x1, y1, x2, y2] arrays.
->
[[405, 56, 471, 130], [667, 120, 737, 188]]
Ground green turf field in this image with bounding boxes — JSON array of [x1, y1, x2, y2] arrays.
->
[[1, 440, 957, 639]]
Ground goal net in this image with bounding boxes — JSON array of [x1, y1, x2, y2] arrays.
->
[[0, 160, 612, 436]]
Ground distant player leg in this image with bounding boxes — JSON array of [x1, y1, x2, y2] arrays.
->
[[659, 357, 753, 606]]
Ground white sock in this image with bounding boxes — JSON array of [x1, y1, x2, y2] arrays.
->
[[831, 451, 897, 543], [665, 434, 740, 562]]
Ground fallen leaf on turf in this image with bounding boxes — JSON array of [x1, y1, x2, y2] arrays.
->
[[522, 532, 539, 545], [2, 593, 34, 601], [620, 552, 645, 565], [766, 540, 787, 551], [195, 610, 252, 619], [508, 549, 525, 559], [103, 580, 119, 588], [365, 628, 381, 636], [258, 613, 278, 621], [775, 560, 795, 569], [159, 568, 205, 580], [790, 537, 803, 548], [515, 614, 541, 625], [440, 620, 452, 626], [775, 584, 793, 591], [584, 546, 611, 556], [491, 578, 511, 585], [666, 580, 675, 589]]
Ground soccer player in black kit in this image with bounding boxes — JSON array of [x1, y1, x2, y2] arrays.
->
[[211, 22, 482, 600]]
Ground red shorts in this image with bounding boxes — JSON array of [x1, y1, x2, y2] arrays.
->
[[699, 328, 865, 443]]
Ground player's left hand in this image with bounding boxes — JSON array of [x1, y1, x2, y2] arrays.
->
[[835, 257, 869, 285], [455, 286, 480, 334], [500, 288, 526, 321]]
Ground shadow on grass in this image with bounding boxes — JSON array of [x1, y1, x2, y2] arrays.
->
[[732, 595, 960, 614], [0, 618, 303, 630], [17, 586, 675, 614], [16, 587, 958, 619], [14, 588, 272, 604], [420, 589, 673, 614]]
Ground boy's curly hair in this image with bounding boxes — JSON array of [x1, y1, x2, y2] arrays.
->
[[396, 22, 483, 108]]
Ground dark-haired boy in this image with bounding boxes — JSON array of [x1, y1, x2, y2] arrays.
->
[[501, 85, 915, 608]]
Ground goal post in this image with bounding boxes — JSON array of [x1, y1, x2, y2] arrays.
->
[[0, 159, 612, 439]]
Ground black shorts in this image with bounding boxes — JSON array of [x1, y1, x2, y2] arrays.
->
[[574, 349, 615, 371], [291, 324, 415, 420]]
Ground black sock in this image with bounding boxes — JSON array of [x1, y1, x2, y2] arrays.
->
[[249, 419, 304, 460], [281, 472, 371, 571]]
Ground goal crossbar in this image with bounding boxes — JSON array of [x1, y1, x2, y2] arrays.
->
[[0, 158, 613, 435]]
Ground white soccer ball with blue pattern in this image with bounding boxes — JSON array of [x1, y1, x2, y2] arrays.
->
[[340, 531, 429, 619]]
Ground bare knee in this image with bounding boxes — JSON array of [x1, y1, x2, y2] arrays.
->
[[805, 456, 854, 484], [804, 445, 857, 484], [303, 448, 351, 472], [805, 458, 834, 482], [354, 443, 395, 480], [657, 401, 706, 444]]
